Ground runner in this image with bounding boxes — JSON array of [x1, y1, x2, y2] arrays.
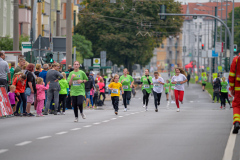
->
[[163, 80, 170, 101], [170, 79, 175, 104], [202, 73, 207, 91], [67, 61, 88, 122], [119, 68, 134, 112], [220, 77, 231, 109], [108, 74, 124, 115], [140, 69, 153, 111], [171, 68, 188, 112], [152, 71, 164, 112]]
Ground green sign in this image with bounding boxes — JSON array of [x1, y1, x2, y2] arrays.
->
[[212, 73, 218, 79], [218, 66, 223, 72], [206, 67, 210, 71]]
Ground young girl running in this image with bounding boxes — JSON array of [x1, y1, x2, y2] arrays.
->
[[67, 61, 88, 122], [164, 80, 170, 101], [220, 77, 231, 109], [108, 74, 124, 115], [171, 68, 188, 112], [36, 78, 50, 117], [152, 72, 164, 112], [58, 72, 69, 115], [140, 69, 153, 111]]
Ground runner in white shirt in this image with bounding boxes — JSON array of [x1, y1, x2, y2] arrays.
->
[[152, 71, 165, 112], [171, 68, 188, 112]]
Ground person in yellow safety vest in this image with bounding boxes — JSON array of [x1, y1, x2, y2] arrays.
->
[[229, 53, 240, 134]]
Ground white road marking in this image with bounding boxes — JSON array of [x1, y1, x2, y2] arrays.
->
[[222, 126, 237, 160], [56, 131, 68, 135], [37, 136, 51, 140], [93, 122, 101, 125], [135, 112, 139, 114], [71, 128, 81, 131], [102, 120, 110, 123], [111, 118, 117, 120], [131, 113, 135, 115], [15, 141, 32, 146], [118, 116, 123, 118], [125, 114, 130, 116], [0, 149, 9, 154], [84, 125, 92, 128]]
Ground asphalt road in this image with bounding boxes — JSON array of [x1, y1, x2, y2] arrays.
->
[[0, 74, 236, 160]]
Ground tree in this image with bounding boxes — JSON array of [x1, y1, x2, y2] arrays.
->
[[0, 35, 29, 51], [75, 0, 183, 72]]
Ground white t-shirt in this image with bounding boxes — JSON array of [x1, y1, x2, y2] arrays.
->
[[171, 74, 187, 91], [152, 77, 164, 93]]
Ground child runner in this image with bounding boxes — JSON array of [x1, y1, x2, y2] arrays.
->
[[170, 80, 175, 104], [171, 68, 188, 112], [152, 72, 164, 112], [108, 74, 124, 115], [164, 80, 170, 101], [8, 85, 18, 113], [67, 61, 88, 122], [202, 73, 207, 91], [36, 78, 50, 117], [58, 72, 69, 115], [220, 77, 231, 109], [140, 69, 153, 111]]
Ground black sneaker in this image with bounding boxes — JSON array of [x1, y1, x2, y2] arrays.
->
[[155, 109, 158, 112], [54, 111, 57, 115], [22, 113, 28, 117], [28, 113, 35, 117], [233, 122, 240, 134], [43, 112, 48, 115], [157, 102, 160, 106], [14, 112, 20, 116], [115, 111, 118, 115]]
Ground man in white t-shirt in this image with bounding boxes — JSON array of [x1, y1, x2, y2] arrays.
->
[[152, 72, 165, 112]]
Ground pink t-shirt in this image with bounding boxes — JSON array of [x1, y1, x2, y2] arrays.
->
[[90, 88, 94, 95], [8, 92, 15, 105], [98, 82, 105, 93]]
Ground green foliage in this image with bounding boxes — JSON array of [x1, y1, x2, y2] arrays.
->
[[0, 35, 29, 51], [75, 0, 183, 70]]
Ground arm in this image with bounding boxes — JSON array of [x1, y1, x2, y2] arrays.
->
[[7, 73, 11, 84], [28, 82, 34, 93], [121, 86, 124, 94]]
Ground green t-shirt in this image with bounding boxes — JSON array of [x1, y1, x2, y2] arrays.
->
[[141, 75, 153, 93], [119, 75, 134, 91], [202, 76, 207, 84], [164, 83, 170, 93], [67, 70, 88, 96], [10, 67, 14, 84], [59, 79, 69, 95], [221, 81, 228, 93], [170, 83, 175, 90]]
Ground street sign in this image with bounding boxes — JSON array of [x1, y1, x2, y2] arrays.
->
[[202, 50, 207, 57], [84, 59, 91, 67], [100, 51, 106, 67], [212, 50, 218, 57], [93, 58, 100, 67], [22, 42, 32, 55], [215, 42, 223, 53]]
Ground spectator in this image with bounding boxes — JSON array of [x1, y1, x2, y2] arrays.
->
[[85, 72, 94, 108], [59, 64, 63, 73], [96, 73, 102, 83], [93, 80, 99, 107], [39, 64, 49, 85], [187, 72, 191, 87], [44, 63, 63, 115], [10, 62, 15, 84], [89, 71, 95, 87], [12, 74, 27, 116], [25, 63, 36, 116], [98, 78, 106, 105], [66, 65, 73, 78], [0, 51, 10, 90], [34, 64, 42, 77], [14, 58, 25, 74], [102, 74, 106, 88], [58, 72, 69, 115], [22, 61, 29, 74], [48, 63, 52, 69], [8, 85, 18, 112]]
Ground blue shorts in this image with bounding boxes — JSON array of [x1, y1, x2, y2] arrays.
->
[[86, 91, 90, 99]]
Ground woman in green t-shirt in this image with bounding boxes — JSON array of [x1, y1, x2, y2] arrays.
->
[[67, 61, 88, 122], [140, 69, 153, 111], [220, 77, 231, 109]]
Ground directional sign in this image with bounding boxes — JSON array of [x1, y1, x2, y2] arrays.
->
[[93, 58, 100, 67], [22, 42, 32, 55], [215, 42, 223, 53], [100, 51, 106, 67]]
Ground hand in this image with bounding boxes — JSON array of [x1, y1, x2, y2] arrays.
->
[[130, 84, 133, 88], [8, 81, 11, 84], [31, 89, 34, 93], [71, 74, 75, 78], [231, 90, 235, 96], [47, 81, 50, 85], [180, 81, 184, 84], [16, 97, 19, 101], [43, 82, 45, 85], [54, 79, 58, 82], [16, 92, 20, 96], [121, 80, 125, 83], [122, 91, 124, 94], [77, 79, 83, 84]]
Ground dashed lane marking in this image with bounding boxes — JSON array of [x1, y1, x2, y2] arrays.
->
[[37, 136, 51, 140], [83, 125, 92, 128], [56, 132, 68, 135], [102, 120, 110, 123], [71, 128, 81, 131], [0, 149, 9, 154], [15, 141, 32, 146], [93, 122, 101, 125], [111, 118, 117, 120], [131, 113, 135, 115], [118, 116, 123, 118], [222, 126, 236, 160]]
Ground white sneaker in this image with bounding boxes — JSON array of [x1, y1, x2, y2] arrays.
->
[[62, 112, 65, 115], [124, 108, 127, 112], [145, 106, 148, 111], [81, 113, 86, 119], [177, 108, 180, 112], [181, 101, 183, 104], [143, 105, 146, 108], [74, 117, 78, 122], [171, 101, 175, 104], [57, 112, 61, 115]]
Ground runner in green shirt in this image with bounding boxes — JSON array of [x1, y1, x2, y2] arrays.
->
[[119, 68, 134, 111], [67, 61, 88, 122], [170, 82, 175, 103], [140, 69, 153, 111], [202, 74, 207, 91], [220, 77, 231, 109], [164, 80, 170, 101]]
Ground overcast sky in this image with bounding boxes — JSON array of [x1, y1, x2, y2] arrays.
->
[[176, 0, 240, 4]]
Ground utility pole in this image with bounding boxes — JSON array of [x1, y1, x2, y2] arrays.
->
[[220, 0, 223, 66], [213, 6, 218, 74], [232, 0, 235, 60], [224, 0, 228, 64], [197, 33, 200, 78], [13, 0, 19, 51], [37, 1, 42, 36], [66, 0, 73, 68]]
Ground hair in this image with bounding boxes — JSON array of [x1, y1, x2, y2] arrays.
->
[[26, 63, 35, 72], [12, 72, 23, 81], [73, 61, 80, 65], [123, 68, 128, 72], [97, 73, 100, 75], [154, 71, 159, 75], [19, 58, 25, 62], [222, 77, 226, 82], [35, 64, 41, 71], [166, 79, 169, 83], [100, 78, 104, 83], [11, 62, 15, 67], [21, 75, 27, 80], [61, 72, 66, 79], [48, 63, 52, 68], [36, 77, 43, 84], [22, 61, 29, 70], [175, 67, 187, 76], [43, 64, 49, 69], [86, 72, 89, 77], [52, 63, 59, 68], [10, 85, 16, 91], [145, 69, 149, 72], [94, 80, 98, 84], [0, 51, 4, 57], [111, 74, 119, 83]]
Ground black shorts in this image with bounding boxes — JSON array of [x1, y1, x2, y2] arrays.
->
[[165, 92, 169, 95], [202, 83, 206, 86]]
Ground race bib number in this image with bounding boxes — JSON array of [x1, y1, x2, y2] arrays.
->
[[112, 89, 118, 94], [153, 83, 160, 87], [144, 85, 149, 88], [73, 80, 80, 86], [123, 85, 128, 89], [176, 81, 181, 85]]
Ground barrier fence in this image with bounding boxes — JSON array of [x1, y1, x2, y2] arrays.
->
[[0, 86, 13, 117]]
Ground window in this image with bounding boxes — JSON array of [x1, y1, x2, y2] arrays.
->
[[195, 36, 197, 42], [195, 22, 197, 29], [199, 36, 202, 42], [199, 22, 202, 29]]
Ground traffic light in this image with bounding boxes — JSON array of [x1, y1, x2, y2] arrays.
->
[[202, 44, 204, 50], [234, 44, 237, 52], [49, 53, 53, 63], [159, 5, 166, 21]]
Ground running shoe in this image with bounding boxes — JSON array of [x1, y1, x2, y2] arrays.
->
[[124, 108, 127, 112], [22, 113, 27, 117], [155, 109, 158, 112], [43, 112, 48, 115], [40, 114, 44, 117], [74, 117, 78, 122], [157, 102, 160, 106], [57, 112, 61, 115], [54, 111, 57, 115], [115, 111, 118, 115], [176, 108, 180, 112], [171, 101, 175, 104], [62, 112, 65, 115], [181, 101, 183, 104], [14, 112, 20, 116], [142, 104, 146, 108], [36, 114, 40, 117], [81, 113, 86, 119], [233, 122, 240, 134], [145, 106, 148, 111], [220, 106, 222, 109], [28, 113, 35, 117], [212, 100, 214, 103]]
